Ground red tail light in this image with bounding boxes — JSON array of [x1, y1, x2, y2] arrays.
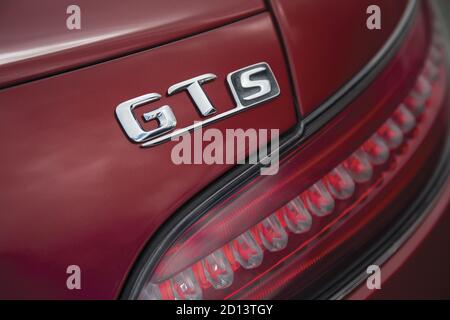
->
[[125, 2, 449, 300]]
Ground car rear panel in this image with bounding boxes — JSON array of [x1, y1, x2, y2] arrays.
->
[[0, 0, 449, 300], [0, 12, 297, 299]]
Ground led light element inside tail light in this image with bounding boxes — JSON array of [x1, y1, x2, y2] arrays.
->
[[302, 181, 335, 217], [343, 150, 373, 183], [362, 134, 390, 166], [172, 269, 203, 300], [257, 215, 288, 252], [392, 104, 416, 134], [404, 75, 432, 116], [377, 119, 404, 150], [282, 199, 312, 234], [231, 232, 264, 269], [133, 12, 448, 300], [202, 249, 234, 289]]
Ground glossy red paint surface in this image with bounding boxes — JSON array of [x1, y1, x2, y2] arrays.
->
[[0, 0, 448, 301], [0, 0, 264, 88], [0, 14, 297, 299], [270, 0, 409, 116]]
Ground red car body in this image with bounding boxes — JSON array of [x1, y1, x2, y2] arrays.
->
[[0, 0, 449, 299]]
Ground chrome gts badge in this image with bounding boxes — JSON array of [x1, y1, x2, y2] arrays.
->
[[116, 62, 280, 147]]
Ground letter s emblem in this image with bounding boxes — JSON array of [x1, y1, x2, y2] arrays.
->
[[240, 66, 272, 101]]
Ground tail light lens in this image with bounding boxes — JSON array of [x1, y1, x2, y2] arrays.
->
[[131, 4, 449, 300]]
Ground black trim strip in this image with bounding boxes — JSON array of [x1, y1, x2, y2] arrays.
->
[[120, 0, 418, 299]]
